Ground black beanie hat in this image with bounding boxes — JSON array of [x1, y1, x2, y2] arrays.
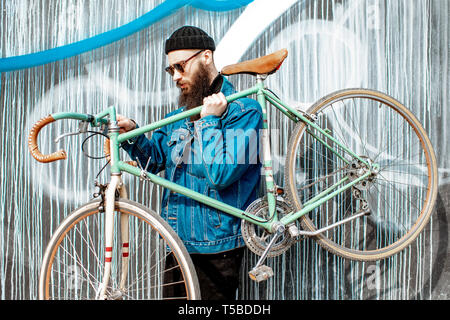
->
[[165, 26, 215, 54]]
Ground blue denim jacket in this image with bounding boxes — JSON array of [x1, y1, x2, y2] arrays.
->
[[121, 76, 262, 253]]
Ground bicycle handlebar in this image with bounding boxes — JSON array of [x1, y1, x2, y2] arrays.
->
[[28, 113, 138, 167], [28, 115, 68, 163]]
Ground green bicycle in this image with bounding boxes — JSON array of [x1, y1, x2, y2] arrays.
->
[[29, 49, 438, 300]]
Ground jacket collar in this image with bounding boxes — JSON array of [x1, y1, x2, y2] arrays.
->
[[219, 75, 236, 96]]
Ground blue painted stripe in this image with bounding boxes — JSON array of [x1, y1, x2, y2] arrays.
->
[[0, 0, 185, 72], [0, 0, 253, 73]]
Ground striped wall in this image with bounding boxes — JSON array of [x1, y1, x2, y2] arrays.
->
[[0, 0, 448, 299]]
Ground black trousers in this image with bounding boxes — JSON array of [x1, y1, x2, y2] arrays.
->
[[163, 247, 245, 300]]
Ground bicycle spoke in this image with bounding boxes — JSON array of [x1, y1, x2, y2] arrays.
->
[[59, 236, 101, 293], [374, 174, 423, 215], [285, 89, 436, 260], [42, 201, 199, 300]]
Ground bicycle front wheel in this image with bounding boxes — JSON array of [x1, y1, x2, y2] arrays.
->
[[38, 199, 200, 299], [284, 88, 438, 261]]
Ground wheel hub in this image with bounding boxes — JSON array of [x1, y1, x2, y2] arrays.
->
[[346, 156, 377, 190]]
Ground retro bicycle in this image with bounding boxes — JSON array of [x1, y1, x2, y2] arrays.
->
[[28, 49, 438, 300]]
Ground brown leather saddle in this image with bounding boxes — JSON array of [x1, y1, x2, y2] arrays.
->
[[221, 48, 288, 76]]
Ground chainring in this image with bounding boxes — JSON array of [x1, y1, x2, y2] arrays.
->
[[241, 197, 296, 257]]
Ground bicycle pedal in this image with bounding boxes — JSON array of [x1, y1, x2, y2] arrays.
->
[[248, 265, 273, 282]]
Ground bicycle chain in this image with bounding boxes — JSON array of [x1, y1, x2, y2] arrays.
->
[[296, 166, 348, 192], [296, 163, 369, 212]]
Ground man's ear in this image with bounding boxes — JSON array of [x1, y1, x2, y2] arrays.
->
[[203, 49, 214, 66]]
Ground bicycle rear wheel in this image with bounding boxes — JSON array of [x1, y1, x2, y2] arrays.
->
[[284, 88, 438, 261], [38, 199, 200, 299]]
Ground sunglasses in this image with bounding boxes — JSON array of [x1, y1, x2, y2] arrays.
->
[[165, 50, 204, 76]]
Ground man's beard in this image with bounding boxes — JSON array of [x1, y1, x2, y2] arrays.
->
[[178, 63, 212, 114]]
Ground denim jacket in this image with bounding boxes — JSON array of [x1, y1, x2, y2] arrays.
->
[[121, 76, 262, 254]]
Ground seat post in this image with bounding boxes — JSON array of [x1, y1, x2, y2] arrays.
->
[[256, 74, 268, 83], [256, 74, 277, 220]]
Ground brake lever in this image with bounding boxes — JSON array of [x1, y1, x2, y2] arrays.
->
[[54, 121, 90, 143]]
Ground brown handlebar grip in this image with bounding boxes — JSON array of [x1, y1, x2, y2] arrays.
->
[[28, 115, 67, 163], [104, 139, 137, 167]]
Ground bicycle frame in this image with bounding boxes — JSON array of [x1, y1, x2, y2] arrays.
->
[[45, 76, 383, 298], [50, 75, 374, 234]]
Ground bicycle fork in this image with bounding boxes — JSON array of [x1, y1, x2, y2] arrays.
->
[[97, 174, 129, 300]]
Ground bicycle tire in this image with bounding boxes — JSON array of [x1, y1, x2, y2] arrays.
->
[[38, 199, 201, 299], [284, 88, 438, 261]]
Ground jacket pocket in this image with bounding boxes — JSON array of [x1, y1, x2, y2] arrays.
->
[[167, 128, 191, 166], [206, 188, 221, 228], [203, 188, 224, 243]]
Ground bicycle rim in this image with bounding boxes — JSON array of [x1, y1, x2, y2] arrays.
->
[[38, 199, 200, 299], [284, 88, 438, 261]]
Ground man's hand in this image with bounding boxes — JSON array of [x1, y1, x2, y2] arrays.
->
[[200, 92, 228, 118], [117, 115, 136, 134]]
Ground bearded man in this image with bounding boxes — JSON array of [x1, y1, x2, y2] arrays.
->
[[117, 26, 262, 300]]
